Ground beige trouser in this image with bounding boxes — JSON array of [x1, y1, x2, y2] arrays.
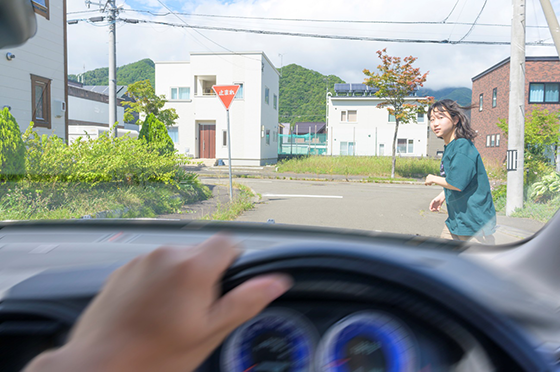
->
[[441, 225, 495, 245]]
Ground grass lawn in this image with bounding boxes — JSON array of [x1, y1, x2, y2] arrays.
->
[[277, 156, 440, 179]]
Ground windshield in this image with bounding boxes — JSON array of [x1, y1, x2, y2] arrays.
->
[[1, 0, 559, 245]]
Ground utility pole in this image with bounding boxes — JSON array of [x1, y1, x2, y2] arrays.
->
[[539, 0, 560, 171], [84, 0, 118, 136], [107, 0, 118, 137], [506, 0, 526, 216]]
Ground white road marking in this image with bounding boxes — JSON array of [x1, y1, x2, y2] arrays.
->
[[262, 194, 343, 199]]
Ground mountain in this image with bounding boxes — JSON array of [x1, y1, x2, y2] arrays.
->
[[279, 64, 345, 125], [418, 87, 472, 107], [68, 58, 155, 87]]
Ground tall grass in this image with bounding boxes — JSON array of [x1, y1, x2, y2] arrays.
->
[[277, 156, 440, 178], [203, 183, 255, 221]]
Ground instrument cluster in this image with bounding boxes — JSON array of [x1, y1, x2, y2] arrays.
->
[[219, 304, 456, 372]]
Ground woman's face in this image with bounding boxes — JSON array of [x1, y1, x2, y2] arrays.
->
[[429, 108, 458, 142]]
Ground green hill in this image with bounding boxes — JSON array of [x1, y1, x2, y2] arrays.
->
[[418, 87, 472, 107], [279, 64, 345, 125], [68, 58, 155, 87]]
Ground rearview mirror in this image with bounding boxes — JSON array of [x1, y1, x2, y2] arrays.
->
[[0, 0, 37, 49]]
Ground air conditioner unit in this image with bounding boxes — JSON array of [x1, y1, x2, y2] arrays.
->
[[54, 100, 66, 118]]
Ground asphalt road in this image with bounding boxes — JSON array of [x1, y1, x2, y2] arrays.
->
[[201, 178, 546, 243]]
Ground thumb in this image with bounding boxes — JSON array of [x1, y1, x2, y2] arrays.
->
[[208, 274, 292, 335]]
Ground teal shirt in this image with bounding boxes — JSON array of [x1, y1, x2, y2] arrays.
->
[[441, 138, 496, 236]]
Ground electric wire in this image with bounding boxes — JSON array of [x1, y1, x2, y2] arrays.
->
[[442, 0, 461, 23], [457, 0, 488, 42], [67, 17, 551, 46], [118, 8, 548, 28]]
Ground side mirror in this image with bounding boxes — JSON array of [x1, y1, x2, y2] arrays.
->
[[0, 0, 38, 49]]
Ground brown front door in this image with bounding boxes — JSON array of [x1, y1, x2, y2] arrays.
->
[[199, 124, 216, 158]]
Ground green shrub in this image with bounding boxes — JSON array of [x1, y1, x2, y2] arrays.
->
[[0, 108, 26, 181], [139, 113, 175, 156], [530, 171, 560, 202]]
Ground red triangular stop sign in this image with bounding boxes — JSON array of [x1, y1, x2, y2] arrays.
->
[[212, 85, 240, 110]]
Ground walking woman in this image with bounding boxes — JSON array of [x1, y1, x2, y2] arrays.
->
[[425, 99, 496, 244]]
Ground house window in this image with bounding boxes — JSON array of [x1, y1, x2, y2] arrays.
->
[[492, 88, 497, 108], [340, 142, 355, 156], [235, 83, 243, 99], [31, 74, 51, 128], [479, 94, 483, 111], [167, 127, 178, 143], [388, 113, 396, 122], [341, 111, 347, 121], [347, 110, 357, 122], [496, 134, 500, 147], [417, 112, 424, 122], [529, 83, 560, 103], [32, 0, 49, 19], [491, 135, 496, 147], [266, 130, 270, 145], [486, 134, 501, 147], [170, 87, 190, 100], [397, 139, 407, 154], [486, 135, 491, 147], [265, 87, 270, 104], [379, 143, 385, 156], [408, 139, 414, 153], [273, 94, 278, 110], [222, 130, 227, 146]]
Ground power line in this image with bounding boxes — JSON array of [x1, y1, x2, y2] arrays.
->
[[442, 0, 461, 23], [457, 0, 488, 42], [119, 8, 549, 28], [71, 17, 551, 46]]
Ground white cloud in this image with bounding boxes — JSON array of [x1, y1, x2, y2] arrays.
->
[[67, 0, 560, 89]]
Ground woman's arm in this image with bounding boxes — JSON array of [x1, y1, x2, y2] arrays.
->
[[425, 174, 461, 191]]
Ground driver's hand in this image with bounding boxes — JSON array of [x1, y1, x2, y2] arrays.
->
[[24, 234, 292, 372]]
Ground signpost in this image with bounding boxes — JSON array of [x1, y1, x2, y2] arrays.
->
[[212, 85, 240, 201]]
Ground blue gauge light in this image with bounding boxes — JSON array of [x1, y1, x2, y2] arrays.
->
[[221, 309, 316, 372], [316, 312, 417, 372]]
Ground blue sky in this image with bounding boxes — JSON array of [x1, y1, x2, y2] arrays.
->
[[66, 0, 560, 89]]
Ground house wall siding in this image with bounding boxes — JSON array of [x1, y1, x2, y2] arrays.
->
[[0, 0, 66, 139]]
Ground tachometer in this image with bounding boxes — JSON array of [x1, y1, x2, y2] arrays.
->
[[221, 308, 317, 372], [316, 311, 417, 372]]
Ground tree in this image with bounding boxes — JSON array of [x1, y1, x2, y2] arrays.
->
[[363, 49, 432, 178], [123, 80, 178, 127], [139, 113, 175, 156], [0, 108, 26, 181], [497, 108, 560, 183]]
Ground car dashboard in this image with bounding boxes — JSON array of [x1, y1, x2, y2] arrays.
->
[[0, 220, 559, 372]]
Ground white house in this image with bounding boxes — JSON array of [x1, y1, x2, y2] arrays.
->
[[328, 84, 430, 157], [155, 51, 280, 166], [67, 82, 138, 143], [0, 0, 67, 140]]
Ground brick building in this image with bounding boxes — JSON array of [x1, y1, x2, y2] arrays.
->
[[471, 56, 560, 166]]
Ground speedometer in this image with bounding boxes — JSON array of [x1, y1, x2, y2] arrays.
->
[[221, 308, 317, 372], [316, 311, 417, 372]]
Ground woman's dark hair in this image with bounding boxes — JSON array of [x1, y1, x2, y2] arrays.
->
[[427, 99, 477, 141]]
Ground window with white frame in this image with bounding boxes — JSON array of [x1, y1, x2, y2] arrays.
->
[[479, 94, 483, 111], [170, 87, 190, 100], [417, 112, 425, 122], [341, 110, 357, 122], [396, 138, 415, 154], [492, 88, 497, 108], [167, 127, 178, 143], [340, 141, 355, 156], [273, 94, 278, 110], [486, 134, 501, 147], [388, 113, 396, 122]]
